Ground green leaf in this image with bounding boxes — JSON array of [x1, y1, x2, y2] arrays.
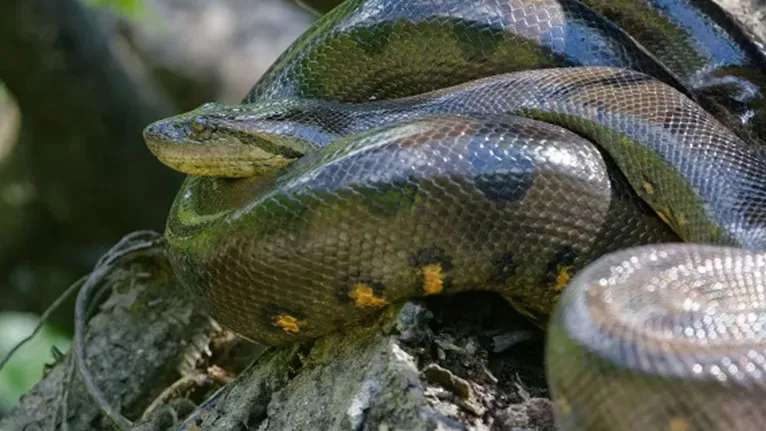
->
[[0, 312, 71, 413]]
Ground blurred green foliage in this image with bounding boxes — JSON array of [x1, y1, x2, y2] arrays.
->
[[0, 0, 154, 417], [0, 0, 148, 415], [0, 312, 71, 414], [81, 0, 144, 18]]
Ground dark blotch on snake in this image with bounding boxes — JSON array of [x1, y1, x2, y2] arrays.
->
[[260, 105, 357, 135], [489, 251, 516, 284], [409, 246, 454, 272], [358, 179, 419, 217], [452, 20, 504, 63], [470, 147, 535, 204], [251, 195, 311, 236], [332, 265, 383, 304], [660, 105, 696, 132], [545, 245, 579, 284]]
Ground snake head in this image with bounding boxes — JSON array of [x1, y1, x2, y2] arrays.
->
[[143, 101, 330, 178]]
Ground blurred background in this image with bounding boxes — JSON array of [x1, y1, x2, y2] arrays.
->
[[1, 0, 765, 419], [0, 0, 319, 414]]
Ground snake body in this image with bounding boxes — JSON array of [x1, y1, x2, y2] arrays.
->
[[245, 0, 766, 142], [143, 0, 766, 429]]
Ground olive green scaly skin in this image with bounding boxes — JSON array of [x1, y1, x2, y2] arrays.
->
[[246, 0, 689, 102], [548, 244, 766, 430], [165, 105, 680, 339], [147, 1, 766, 430], [247, 0, 766, 144], [580, 0, 766, 143], [162, 66, 766, 430]]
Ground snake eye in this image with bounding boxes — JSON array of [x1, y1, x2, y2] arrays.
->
[[189, 116, 214, 139]]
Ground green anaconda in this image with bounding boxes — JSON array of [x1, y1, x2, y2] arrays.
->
[[143, 0, 766, 429]]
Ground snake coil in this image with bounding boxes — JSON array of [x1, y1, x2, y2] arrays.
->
[[143, 1, 766, 429]]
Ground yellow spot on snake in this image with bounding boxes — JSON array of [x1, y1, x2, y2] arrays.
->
[[553, 266, 572, 293], [657, 207, 672, 226], [349, 284, 389, 308], [422, 263, 445, 295], [642, 182, 655, 195], [668, 417, 690, 431], [656, 207, 687, 229], [274, 315, 304, 334]]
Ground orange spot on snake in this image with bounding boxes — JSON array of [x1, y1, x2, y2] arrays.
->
[[274, 315, 304, 333], [676, 214, 687, 226], [668, 417, 690, 431], [349, 284, 389, 308], [422, 263, 445, 295], [552, 266, 572, 293]]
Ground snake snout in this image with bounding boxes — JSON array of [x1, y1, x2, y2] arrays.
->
[[143, 121, 174, 161]]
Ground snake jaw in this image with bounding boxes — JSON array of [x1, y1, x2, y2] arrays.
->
[[143, 127, 295, 178]]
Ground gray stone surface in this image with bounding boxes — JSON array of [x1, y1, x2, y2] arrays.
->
[[187, 299, 553, 431]]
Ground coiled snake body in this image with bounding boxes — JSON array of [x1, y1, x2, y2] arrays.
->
[[143, 1, 766, 429]]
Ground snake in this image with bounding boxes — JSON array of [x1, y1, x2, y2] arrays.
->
[[142, 0, 766, 429]]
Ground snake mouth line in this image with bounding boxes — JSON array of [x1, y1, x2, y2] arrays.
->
[[157, 155, 293, 177]]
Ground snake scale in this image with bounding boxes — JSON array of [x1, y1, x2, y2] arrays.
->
[[143, 0, 766, 429]]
